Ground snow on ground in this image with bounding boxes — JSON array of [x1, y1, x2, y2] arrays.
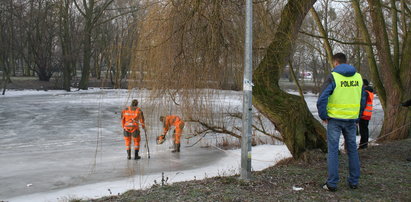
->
[[0, 89, 384, 202], [1, 88, 106, 98]]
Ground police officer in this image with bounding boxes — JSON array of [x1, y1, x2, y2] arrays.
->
[[317, 53, 366, 191]]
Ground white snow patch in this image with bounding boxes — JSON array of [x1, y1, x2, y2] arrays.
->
[[292, 186, 304, 191], [1, 89, 68, 97], [0, 88, 134, 98]]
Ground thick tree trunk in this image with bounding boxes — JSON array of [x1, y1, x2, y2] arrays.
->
[[62, 61, 71, 91], [380, 27, 411, 141], [253, 0, 326, 158], [352, 0, 387, 107], [38, 67, 52, 81], [75, 0, 113, 90], [78, 28, 92, 90], [2, 81, 7, 95], [1, 68, 9, 95], [366, 0, 411, 140], [77, 0, 95, 90], [380, 104, 410, 141], [60, 0, 72, 92], [1, 59, 11, 95]]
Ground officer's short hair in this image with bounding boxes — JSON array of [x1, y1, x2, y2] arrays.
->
[[363, 79, 369, 86], [131, 99, 138, 106], [332, 53, 347, 64]]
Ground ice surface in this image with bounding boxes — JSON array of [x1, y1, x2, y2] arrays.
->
[[0, 89, 383, 201], [6, 144, 292, 202]]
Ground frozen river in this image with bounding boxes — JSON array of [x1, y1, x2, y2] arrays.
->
[[0, 89, 383, 201], [0, 90, 232, 200]]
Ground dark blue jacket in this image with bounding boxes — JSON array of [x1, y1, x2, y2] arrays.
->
[[316, 64, 366, 121]]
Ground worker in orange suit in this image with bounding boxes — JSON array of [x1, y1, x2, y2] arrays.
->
[[157, 115, 185, 152], [358, 79, 374, 150], [121, 99, 145, 160]]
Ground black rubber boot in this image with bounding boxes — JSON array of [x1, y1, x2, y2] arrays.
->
[[172, 143, 181, 153], [127, 150, 131, 160], [135, 150, 141, 160]]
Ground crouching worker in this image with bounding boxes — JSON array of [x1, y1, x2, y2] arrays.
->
[[121, 99, 145, 160], [157, 115, 184, 153]]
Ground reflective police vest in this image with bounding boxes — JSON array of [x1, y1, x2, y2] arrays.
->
[[361, 90, 374, 120], [122, 107, 142, 133], [327, 72, 363, 119]]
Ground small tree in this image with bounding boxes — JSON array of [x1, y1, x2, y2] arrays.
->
[[26, 0, 57, 81], [58, 0, 76, 91], [74, 0, 114, 90]]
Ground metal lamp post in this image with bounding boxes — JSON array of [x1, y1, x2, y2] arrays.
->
[[240, 0, 253, 180]]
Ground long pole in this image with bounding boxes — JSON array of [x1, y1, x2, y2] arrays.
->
[[241, 0, 253, 180], [144, 129, 150, 158]]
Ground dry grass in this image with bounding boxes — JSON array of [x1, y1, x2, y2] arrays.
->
[[84, 138, 411, 202]]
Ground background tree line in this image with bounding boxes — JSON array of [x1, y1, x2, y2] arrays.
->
[[0, 0, 141, 92], [0, 0, 383, 92]]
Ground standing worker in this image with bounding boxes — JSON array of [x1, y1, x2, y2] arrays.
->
[[317, 53, 366, 192], [157, 115, 185, 153], [121, 99, 145, 160], [358, 79, 374, 150]]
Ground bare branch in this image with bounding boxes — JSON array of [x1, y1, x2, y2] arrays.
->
[[189, 119, 241, 139], [299, 30, 375, 46], [73, 0, 86, 17]]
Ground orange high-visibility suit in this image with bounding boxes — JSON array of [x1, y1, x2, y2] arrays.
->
[[159, 115, 185, 144], [121, 107, 145, 151], [360, 90, 374, 120]]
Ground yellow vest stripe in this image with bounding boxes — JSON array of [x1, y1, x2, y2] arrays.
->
[[328, 104, 360, 108]]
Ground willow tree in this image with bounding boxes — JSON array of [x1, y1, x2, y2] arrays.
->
[[130, 0, 249, 138], [130, 0, 326, 158], [253, 0, 326, 158], [352, 0, 411, 141]]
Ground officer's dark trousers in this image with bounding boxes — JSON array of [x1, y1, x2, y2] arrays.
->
[[359, 119, 369, 149]]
